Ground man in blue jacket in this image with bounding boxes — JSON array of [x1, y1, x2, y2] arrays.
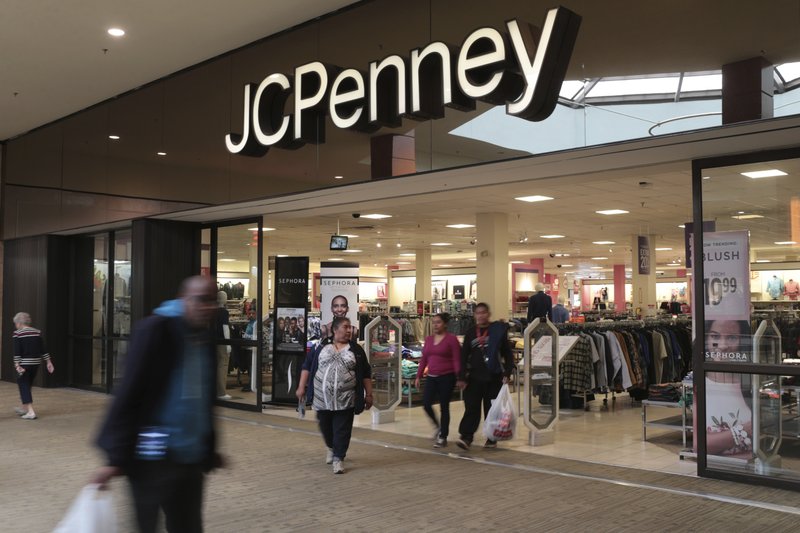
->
[[456, 302, 514, 450], [92, 276, 222, 533]]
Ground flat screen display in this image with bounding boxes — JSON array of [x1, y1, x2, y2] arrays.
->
[[329, 235, 348, 250]]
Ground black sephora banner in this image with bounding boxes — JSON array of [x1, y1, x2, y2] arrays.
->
[[272, 257, 309, 404]]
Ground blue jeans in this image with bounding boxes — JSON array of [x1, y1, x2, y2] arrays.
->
[[422, 374, 457, 438]]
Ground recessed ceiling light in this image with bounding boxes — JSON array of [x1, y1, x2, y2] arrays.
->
[[107, 28, 125, 37], [741, 169, 787, 179], [334, 175, 344, 179], [341, 234, 359, 238], [397, 261, 411, 265], [108, 135, 120, 140], [376, 243, 382, 248], [510, 260, 525, 264], [560, 264, 573, 267], [702, 176, 711, 180], [591, 257, 608, 260], [756, 259, 771, 263], [446, 224, 475, 229], [667, 263, 681, 266], [540, 235, 565, 239], [468, 257, 477, 261], [326, 258, 344, 261], [342, 249, 362, 253], [247, 227, 276, 231], [590, 266, 604, 270], [439, 264, 453, 267], [593, 241, 615, 245], [396, 243, 402, 248], [731, 214, 764, 220], [562, 253, 570, 257], [400, 253, 415, 257], [596, 209, 629, 215], [277, 254, 289, 258], [655, 247, 672, 251], [431, 242, 452, 246], [775, 241, 797, 245], [514, 195, 554, 203], [678, 224, 686, 229], [157, 151, 167, 156], [219, 258, 236, 262], [362, 214, 392, 219]]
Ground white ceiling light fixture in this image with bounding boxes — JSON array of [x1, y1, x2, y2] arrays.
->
[[342, 249, 362, 253], [775, 241, 797, 245], [326, 258, 344, 261], [731, 214, 764, 220], [334, 175, 344, 179], [277, 254, 289, 258], [678, 224, 686, 229], [510, 260, 525, 264], [376, 242, 382, 248], [439, 264, 453, 267], [596, 209, 629, 215], [431, 242, 452, 246], [540, 234, 564, 239], [400, 253, 415, 257], [361, 214, 392, 219], [341, 234, 359, 238], [157, 151, 167, 156], [702, 176, 711, 180], [756, 259, 771, 263], [591, 256, 608, 260], [247, 227, 276, 231], [655, 247, 672, 251], [593, 241, 615, 245], [741, 169, 788, 179], [446, 224, 475, 229], [219, 258, 236, 262], [514, 195, 554, 203], [590, 266, 604, 270], [397, 261, 411, 265], [107, 28, 125, 37], [396, 243, 402, 248], [560, 264, 573, 267], [108, 135, 120, 140]]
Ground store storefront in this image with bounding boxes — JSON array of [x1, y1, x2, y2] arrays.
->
[[2, 0, 800, 489]]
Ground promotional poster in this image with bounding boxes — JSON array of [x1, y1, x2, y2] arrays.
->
[[320, 262, 360, 339], [272, 257, 309, 404]]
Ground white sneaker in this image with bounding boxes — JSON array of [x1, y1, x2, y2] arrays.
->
[[21, 412, 37, 420], [332, 459, 345, 474], [14, 407, 26, 416], [217, 394, 232, 400], [325, 448, 334, 464]]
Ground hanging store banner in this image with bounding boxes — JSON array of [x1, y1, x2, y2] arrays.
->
[[702, 231, 750, 323], [637, 236, 651, 275], [272, 257, 309, 404], [320, 262, 360, 339]]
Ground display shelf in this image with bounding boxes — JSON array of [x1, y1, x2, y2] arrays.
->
[[641, 381, 692, 450]]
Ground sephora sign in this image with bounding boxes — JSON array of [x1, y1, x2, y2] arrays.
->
[[225, 7, 581, 157]]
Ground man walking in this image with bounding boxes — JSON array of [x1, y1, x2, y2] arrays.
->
[[93, 276, 223, 532], [456, 302, 514, 450]]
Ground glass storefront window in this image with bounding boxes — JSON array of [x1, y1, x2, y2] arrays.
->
[[698, 150, 800, 488], [93, 234, 109, 338], [112, 230, 132, 337]]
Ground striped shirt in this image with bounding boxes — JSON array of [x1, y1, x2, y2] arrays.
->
[[13, 327, 51, 366]]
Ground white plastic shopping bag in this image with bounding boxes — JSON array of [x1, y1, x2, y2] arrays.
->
[[482, 384, 517, 441], [53, 484, 116, 533]]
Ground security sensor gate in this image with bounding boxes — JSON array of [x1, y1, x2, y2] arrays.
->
[[365, 316, 402, 424]]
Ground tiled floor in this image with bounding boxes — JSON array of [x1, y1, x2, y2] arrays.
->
[[264, 390, 699, 476]]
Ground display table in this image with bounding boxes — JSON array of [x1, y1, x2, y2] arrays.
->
[[641, 381, 692, 451]]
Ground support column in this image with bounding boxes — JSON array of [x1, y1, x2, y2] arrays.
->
[[722, 57, 773, 124], [613, 264, 626, 311], [477, 213, 510, 320], [415, 248, 432, 302], [631, 235, 657, 317]]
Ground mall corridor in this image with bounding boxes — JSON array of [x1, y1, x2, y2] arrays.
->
[[2, 382, 799, 532]]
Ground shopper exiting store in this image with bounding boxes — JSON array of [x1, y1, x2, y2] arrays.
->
[[296, 316, 373, 474], [456, 303, 514, 450], [415, 313, 462, 448], [12, 312, 55, 420]]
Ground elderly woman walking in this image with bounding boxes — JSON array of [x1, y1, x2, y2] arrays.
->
[[12, 312, 54, 420]]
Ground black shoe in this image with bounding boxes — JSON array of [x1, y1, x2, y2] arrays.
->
[[484, 439, 497, 449], [455, 437, 471, 450]]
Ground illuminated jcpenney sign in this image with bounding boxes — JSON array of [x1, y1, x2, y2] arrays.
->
[[225, 6, 580, 157]]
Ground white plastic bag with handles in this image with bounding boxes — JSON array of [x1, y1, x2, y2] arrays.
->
[[53, 484, 116, 533], [482, 384, 517, 441]]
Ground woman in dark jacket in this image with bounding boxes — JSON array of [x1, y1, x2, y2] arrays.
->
[[12, 312, 55, 420]]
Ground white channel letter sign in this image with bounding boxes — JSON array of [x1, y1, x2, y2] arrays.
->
[[225, 7, 581, 157]]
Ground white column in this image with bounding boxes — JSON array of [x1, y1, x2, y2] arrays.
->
[[631, 234, 658, 317], [416, 249, 432, 301], [476, 212, 510, 320]]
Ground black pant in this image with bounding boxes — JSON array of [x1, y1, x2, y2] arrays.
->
[[317, 408, 355, 460], [458, 374, 504, 443], [17, 364, 39, 404], [128, 460, 205, 533], [422, 374, 456, 438]]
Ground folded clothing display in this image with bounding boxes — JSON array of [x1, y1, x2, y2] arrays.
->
[[647, 383, 682, 403]]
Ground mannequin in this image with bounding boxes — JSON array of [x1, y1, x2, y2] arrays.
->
[[785, 278, 799, 300], [527, 282, 552, 322], [766, 275, 784, 300]]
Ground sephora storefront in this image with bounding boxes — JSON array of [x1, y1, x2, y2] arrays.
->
[[2, 0, 800, 489]]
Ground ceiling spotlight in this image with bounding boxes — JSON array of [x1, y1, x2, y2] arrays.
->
[[396, 243, 402, 248], [108, 135, 120, 140], [593, 241, 615, 245], [596, 209, 629, 215], [515, 195, 554, 203], [107, 28, 125, 37], [376, 242, 382, 248], [334, 175, 344, 179]]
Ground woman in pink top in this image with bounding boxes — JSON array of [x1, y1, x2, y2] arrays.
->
[[414, 313, 462, 448]]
